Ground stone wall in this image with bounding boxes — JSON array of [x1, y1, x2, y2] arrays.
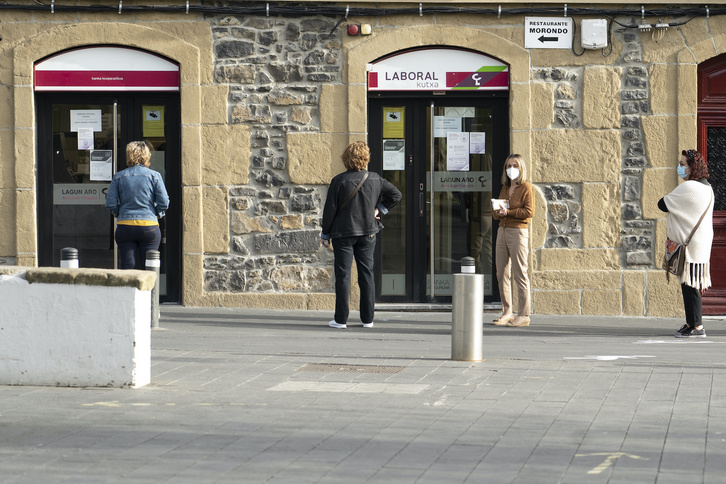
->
[[204, 16, 341, 294]]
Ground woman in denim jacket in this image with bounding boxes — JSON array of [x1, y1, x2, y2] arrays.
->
[[105, 141, 169, 269]]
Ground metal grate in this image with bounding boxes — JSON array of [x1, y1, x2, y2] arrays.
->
[[298, 363, 404, 374]]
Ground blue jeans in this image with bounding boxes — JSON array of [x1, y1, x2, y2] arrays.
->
[[332, 235, 377, 325], [115, 224, 161, 270]]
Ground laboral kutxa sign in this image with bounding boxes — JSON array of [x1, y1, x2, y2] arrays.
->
[[367, 48, 509, 92]]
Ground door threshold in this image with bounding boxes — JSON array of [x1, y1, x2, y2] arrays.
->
[[376, 303, 502, 312]]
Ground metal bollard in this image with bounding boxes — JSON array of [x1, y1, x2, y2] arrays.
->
[[145, 250, 161, 329], [451, 256, 484, 361], [60, 247, 79, 268]]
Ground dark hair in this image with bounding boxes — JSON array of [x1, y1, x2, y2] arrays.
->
[[682, 149, 709, 180]]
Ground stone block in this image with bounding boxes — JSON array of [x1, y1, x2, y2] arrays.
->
[[533, 290, 580, 315], [220, 293, 307, 309], [532, 270, 621, 290], [510, 83, 531, 131], [538, 248, 620, 271], [321, 84, 348, 133], [201, 84, 229, 125], [269, 266, 332, 292], [646, 270, 684, 317], [231, 212, 273, 234], [288, 133, 346, 184], [14, 129, 35, 189], [0, 189, 14, 255], [582, 289, 622, 316], [623, 271, 646, 316], [182, 186, 203, 254], [280, 215, 304, 230], [306, 292, 336, 311], [531, 186, 547, 250], [642, 116, 678, 168], [0, 130, 13, 189], [16, 189, 36, 256], [347, 85, 368, 135], [202, 186, 229, 255], [0, 86, 11, 129], [649, 64, 677, 115], [201, 124, 250, 186], [181, 125, 202, 187], [254, 230, 320, 254], [530, 82, 553, 130], [583, 66, 622, 129], [583, 183, 620, 248], [530, 130, 620, 183], [641, 168, 676, 220]]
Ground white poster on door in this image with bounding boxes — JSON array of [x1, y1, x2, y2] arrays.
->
[[434, 116, 461, 138], [470, 132, 486, 154], [77, 128, 94, 150], [446, 132, 469, 171], [383, 140, 405, 170], [90, 150, 113, 181], [70, 110, 103, 132]]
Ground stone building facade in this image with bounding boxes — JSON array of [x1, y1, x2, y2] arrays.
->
[[1, 1, 724, 317]]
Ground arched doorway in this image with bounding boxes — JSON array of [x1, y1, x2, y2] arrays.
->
[[34, 46, 182, 302], [698, 54, 726, 314], [367, 47, 510, 304]]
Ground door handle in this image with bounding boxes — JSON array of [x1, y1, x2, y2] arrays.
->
[[419, 192, 424, 216]]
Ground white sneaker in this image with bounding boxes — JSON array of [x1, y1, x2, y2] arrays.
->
[[362, 322, 374, 328], [329, 320, 347, 329]]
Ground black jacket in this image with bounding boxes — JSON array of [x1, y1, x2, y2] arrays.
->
[[321, 169, 402, 239]]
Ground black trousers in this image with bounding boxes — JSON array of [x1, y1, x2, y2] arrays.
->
[[681, 283, 702, 327], [332, 234, 376, 325]]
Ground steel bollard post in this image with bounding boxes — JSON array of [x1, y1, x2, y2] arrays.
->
[[451, 256, 484, 361], [145, 250, 161, 329], [60, 247, 79, 268]]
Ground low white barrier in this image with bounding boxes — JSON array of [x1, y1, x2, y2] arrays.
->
[[0, 266, 156, 388]]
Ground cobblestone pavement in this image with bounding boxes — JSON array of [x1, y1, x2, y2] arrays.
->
[[1, 307, 725, 483]]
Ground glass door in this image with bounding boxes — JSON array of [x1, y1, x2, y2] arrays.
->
[[369, 95, 508, 303], [36, 93, 181, 302]]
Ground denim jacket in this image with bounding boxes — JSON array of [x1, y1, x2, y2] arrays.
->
[[105, 164, 170, 221]]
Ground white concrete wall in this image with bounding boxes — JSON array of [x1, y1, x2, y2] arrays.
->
[[0, 272, 151, 388]]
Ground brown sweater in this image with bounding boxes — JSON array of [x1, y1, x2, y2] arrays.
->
[[492, 181, 535, 228]]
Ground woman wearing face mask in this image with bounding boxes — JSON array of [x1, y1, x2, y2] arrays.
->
[[658, 149, 714, 338], [492, 154, 535, 327]]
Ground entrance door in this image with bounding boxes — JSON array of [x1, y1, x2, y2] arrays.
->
[[698, 55, 726, 314], [369, 95, 509, 303], [36, 93, 181, 302]]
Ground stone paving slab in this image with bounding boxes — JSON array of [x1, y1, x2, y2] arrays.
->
[[1, 307, 725, 483]]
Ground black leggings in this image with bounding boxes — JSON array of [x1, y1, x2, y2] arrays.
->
[[680, 283, 702, 327]]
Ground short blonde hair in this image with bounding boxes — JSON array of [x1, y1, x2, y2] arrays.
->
[[501, 154, 527, 186], [341, 141, 370, 171], [126, 141, 151, 167]]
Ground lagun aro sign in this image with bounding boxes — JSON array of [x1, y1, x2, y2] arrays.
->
[[368, 47, 509, 92]]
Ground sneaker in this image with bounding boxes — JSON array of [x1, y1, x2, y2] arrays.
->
[[328, 320, 347, 329], [674, 324, 690, 337], [675, 326, 706, 338], [362, 322, 374, 328]]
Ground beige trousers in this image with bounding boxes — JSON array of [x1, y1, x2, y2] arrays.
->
[[495, 226, 531, 317]]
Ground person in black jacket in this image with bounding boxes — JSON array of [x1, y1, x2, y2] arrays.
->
[[321, 141, 402, 329]]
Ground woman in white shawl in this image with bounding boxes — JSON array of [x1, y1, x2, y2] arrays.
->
[[658, 149, 714, 338]]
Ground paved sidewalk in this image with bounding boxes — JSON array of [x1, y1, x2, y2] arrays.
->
[[1, 307, 725, 484]]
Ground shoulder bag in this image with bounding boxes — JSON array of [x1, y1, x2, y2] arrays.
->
[[662, 194, 713, 280]]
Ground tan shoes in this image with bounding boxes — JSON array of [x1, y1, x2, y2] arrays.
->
[[492, 313, 514, 326], [507, 316, 530, 327]]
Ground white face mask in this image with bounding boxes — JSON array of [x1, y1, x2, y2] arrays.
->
[[506, 167, 520, 180]]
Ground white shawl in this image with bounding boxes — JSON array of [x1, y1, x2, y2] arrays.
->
[[663, 180, 714, 290]]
